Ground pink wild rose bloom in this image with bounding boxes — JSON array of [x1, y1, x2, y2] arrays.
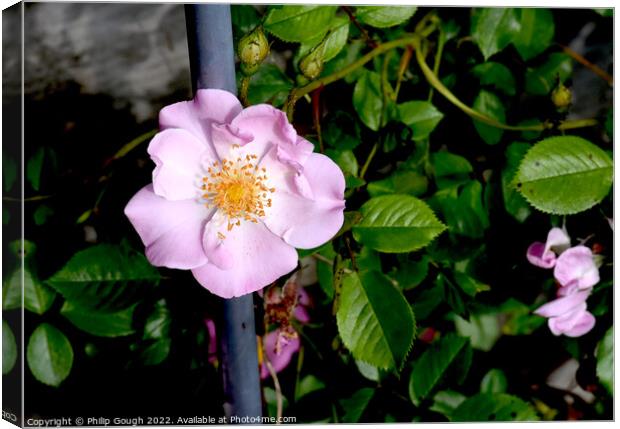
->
[[125, 89, 346, 298]]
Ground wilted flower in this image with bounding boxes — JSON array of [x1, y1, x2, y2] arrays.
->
[[125, 89, 345, 298], [260, 277, 312, 379]]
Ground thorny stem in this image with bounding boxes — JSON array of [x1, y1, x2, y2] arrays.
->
[[560, 44, 613, 86]]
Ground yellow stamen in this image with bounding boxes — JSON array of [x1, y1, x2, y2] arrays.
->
[[201, 153, 274, 234]]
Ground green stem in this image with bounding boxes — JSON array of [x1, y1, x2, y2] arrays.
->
[[427, 29, 445, 101], [359, 142, 379, 180], [111, 129, 157, 161], [413, 38, 598, 132], [290, 35, 419, 104], [239, 76, 251, 107]]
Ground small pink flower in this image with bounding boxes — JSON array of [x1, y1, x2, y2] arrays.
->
[[526, 227, 570, 268], [125, 89, 346, 298], [534, 290, 595, 337], [554, 246, 600, 290]]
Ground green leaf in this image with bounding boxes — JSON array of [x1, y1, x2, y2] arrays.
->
[[325, 148, 358, 177], [355, 359, 381, 382], [295, 375, 326, 401], [324, 111, 361, 150], [264, 6, 337, 43], [353, 194, 446, 253], [471, 62, 516, 96], [340, 388, 375, 423], [3, 152, 17, 192], [596, 327, 613, 394], [353, 71, 383, 131], [336, 270, 415, 370], [367, 170, 428, 198], [432, 181, 489, 239], [355, 6, 417, 28], [473, 90, 505, 145], [432, 151, 473, 189], [2, 320, 17, 375], [247, 64, 293, 107], [525, 53, 572, 95], [409, 333, 469, 404], [61, 301, 136, 337], [231, 5, 260, 35], [264, 386, 289, 418], [502, 142, 532, 223], [471, 8, 520, 60], [299, 16, 349, 63], [33, 204, 54, 226], [453, 272, 490, 297], [26, 147, 45, 191], [140, 299, 172, 366], [3, 241, 56, 315], [481, 369, 508, 394], [46, 244, 161, 312], [455, 313, 501, 352], [513, 8, 554, 61], [412, 284, 443, 321], [392, 255, 430, 290], [27, 323, 74, 387], [450, 393, 539, 421], [24, 268, 56, 315], [430, 390, 467, 418], [514, 136, 613, 214], [323, 40, 365, 82], [398, 101, 444, 141]]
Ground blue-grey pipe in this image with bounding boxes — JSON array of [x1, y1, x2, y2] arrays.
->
[[185, 4, 263, 419]]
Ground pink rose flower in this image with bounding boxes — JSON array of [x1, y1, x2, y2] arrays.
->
[[125, 89, 346, 298], [526, 227, 570, 268], [534, 290, 595, 337]]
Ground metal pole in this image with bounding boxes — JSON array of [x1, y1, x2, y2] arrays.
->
[[184, 4, 263, 419]]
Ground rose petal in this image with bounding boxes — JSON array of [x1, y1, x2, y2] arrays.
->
[[534, 290, 590, 318], [231, 104, 312, 164], [527, 242, 556, 268], [294, 306, 311, 324], [191, 220, 298, 298], [159, 89, 242, 144], [148, 128, 215, 201], [202, 213, 234, 270], [554, 246, 600, 289], [263, 153, 346, 249], [124, 185, 209, 269], [210, 123, 254, 161], [260, 330, 300, 379]]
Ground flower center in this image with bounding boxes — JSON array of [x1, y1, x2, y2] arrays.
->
[[201, 152, 274, 233]]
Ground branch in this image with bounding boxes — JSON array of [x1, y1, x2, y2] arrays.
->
[[560, 44, 613, 86]]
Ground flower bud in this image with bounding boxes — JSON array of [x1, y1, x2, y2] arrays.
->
[[238, 26, 269, 76], [551, 83, 572, 110], [299, 36, 327, 81]]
